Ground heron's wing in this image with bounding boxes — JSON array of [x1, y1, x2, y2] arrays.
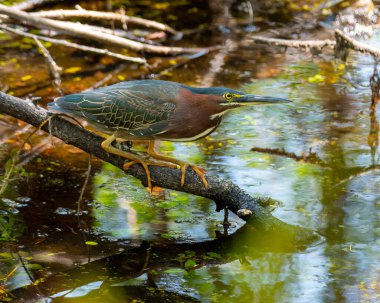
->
[[50, 82, 177, 136]]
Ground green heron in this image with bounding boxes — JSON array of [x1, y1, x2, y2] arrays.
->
[[48, 80, 290, 190]]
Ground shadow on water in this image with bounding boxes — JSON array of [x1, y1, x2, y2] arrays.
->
[[9, 220, 318, 302]]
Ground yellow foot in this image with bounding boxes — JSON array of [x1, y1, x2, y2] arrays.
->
[[180, 163, 208, 188], [147, 140, 208, 188], [123, 159, 177, 191], [102, 136, 208, 191], [101, 134, 156, 191], [123, 160, 152, 191]]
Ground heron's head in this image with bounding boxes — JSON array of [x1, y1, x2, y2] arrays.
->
[[185, 86, 291, 118]]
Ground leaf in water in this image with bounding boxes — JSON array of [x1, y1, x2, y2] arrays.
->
[[85, 241, 98, 246], [167, 15, 178, 21], [164, 268, 184, 274], [43, 41, 52, 48], [21, 75, 32, 81], [321, 8, 331, 15], [156, 200, 178, 209], [27, 263, 43, 270], [337, 63, 345, 71], [160, 70, 172, 77], [307, 74, 325, 83], [153, 3, 170, 9], [184, 259, 196, 268], [65, 67, 82, 74], [21, 37, 34, 45], [117, 75, 126, 81], [0, 252, 13, 260], [160, 233, 172, 239], [206, 252, 222, 259], [23, 143, 31, 151]]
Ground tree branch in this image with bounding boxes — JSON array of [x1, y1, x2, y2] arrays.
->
[[33, 36, 62, 94], [31, 9, 178, 34], [0, 4, 206, 55], [0, 91, 318, 243]]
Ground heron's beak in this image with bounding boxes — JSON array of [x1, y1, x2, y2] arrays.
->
[[237, 94, 291, 105]]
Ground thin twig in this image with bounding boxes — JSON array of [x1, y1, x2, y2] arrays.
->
[[33, 36, 62, 95], [16, 253, 35, 287], [76, 155, 92, 215], [0, 24, 147, 64], [31, 9, 178, 34], [333, 164, 380, 187], [0, 150, 18, 196], [64, 22, 161, 45]]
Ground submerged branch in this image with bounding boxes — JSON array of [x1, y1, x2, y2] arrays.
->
[[251, 35, 335, 50], [335, 29, 380, 59], [251, 147, 328, 166], [0, 92, 317, 243], [251, 29, 380, 59]]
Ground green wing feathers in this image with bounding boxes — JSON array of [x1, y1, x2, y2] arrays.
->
[[48, 81, 178, 136]]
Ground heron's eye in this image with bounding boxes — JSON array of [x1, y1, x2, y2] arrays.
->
[[223, 92, 233, 101]]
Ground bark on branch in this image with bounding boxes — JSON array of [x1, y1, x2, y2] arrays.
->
[[0, 91, 318, 244], [31, 9, 178, 34]]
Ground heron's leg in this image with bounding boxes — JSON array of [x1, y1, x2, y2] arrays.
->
[[123, 159, 177, 170], [147, 141, 208, 188], [101, 134, 153, 190]]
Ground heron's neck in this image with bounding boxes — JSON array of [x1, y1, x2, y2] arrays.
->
[[210, 107, 236, 120]]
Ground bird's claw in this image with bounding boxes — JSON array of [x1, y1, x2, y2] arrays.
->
[[123, 159, 178, 192], [123, 159, 208, 192], [123, 160, 152, 191], [180, 163, 208, 188]]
